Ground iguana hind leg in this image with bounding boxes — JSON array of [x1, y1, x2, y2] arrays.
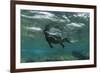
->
[[47, 40, 53, 48], [60, 43, 64, 48]]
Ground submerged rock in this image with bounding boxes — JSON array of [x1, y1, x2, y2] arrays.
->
[[72, 51, 89, 60]]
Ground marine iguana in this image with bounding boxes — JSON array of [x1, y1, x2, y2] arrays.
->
[[43, 25, 71, 48]]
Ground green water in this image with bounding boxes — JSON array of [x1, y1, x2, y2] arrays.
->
[[21, 10, 90, 63]]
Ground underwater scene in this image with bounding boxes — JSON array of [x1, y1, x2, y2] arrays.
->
[[21, 9, 90, 63]]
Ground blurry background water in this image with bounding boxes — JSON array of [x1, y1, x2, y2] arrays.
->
[[21, 10, 90, 63]]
